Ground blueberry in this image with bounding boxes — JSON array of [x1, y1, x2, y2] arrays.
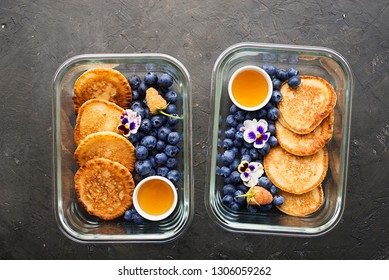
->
[[229, 104, 239, 114], [258, 143, 271, 156], [276, 68, 288, 81], [225, 127, 237, 139], [265, 102, 274, 110], [234, 190, 246, 204], [270, 185, 278, 195], [221, 150, 236, 165], [226, 115, 238, 127], [132, 213, 145, 224], [144, 71, 158, 86], [167, 114, 180, 126], [167, 132, 180, 145], [234, 110, 246, 122], [149, 128, 158, 137], [268, 123, 276, 135], [268, 135, 278, 147], [157, 73, 174, 89], [167, 170, 180, 182], [147, 168, 156, 176], [259, 203, 273, 212], [223, 138, 233, 149], [140, 118, 152, 133], [267, 107, 280, 121], [123, 210, 132, 221], [156, 139, 167, 151], [271, 90, 282, 104], [132, 90, 140, 100], [272, 78, 282, 90], [229, 171, 241, 183], [157, 126, 171, 141], [249, 148, 259, 160], [151, 115, 167, 128], [166, 157, 177, 168], [287, 67, 299, 78], [288, 75, 301, 88], [165, 104, 176, 114], [262, 64, 277, 77], [140, 135, 157, 150], [273, 194, 285, 206], [135, 145, 148, 160], [128, 75, 141, 90], [164, 145, 180, 157], [222, 194, 234, 205], [135, 160, 152, 176], [236, 183, 249, 193], [257, 108, 267, 119], [247, 204, 259, 214], [155, 152, 168, 165], [165, 90, 178, 103], [241, 154, 252, 162], [138, 82, 148, 98], [220, 166, 231, 177], [148, 156, 157, 167], [229, 159, 240, 171], [129, 132, 142, 144], [258, 176, 272, 189], [156, 166, 169, 177], [223, 176, 232, 184], [234, 130, 244, 141], [233, 139, 243, 147], [222, 184, 236, 195], [229, 202, 241, 211]]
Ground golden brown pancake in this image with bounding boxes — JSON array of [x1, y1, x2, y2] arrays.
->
[[264, 145, 328, 194], [74, 99, 124, 146], [277, 185, 324, 217], [74, 158, 134, 220], [279, 76, 336, 134], [74, 131, 136, 171], [73, 68, 132, 113], [276, 111, 334, 156]]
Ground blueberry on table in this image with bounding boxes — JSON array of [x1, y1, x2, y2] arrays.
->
[[267, 107, 280, 121], [140, 135, 157, 150], [226, 115, 238, 127], [144, 71, 158, 86], [229, 158, 240, 171], [234, 110, 246, 122], [229, 171, 241, 183], [258, 142, 271, 156], [151, 115, 167, 128], [234, 190, 246, 204], [132, 213, 145, 224], [157, 73, 174, 89], [135, 160, 153, 176], [155, 152, 168, 165], [268, 135, 278, 147], [272, 78, 282, 90], [166, 157, 177, 168], [157, 166, 169, 177], [270, 185, 278, 195], [221, 150, 236, 165], [271, 90, 282, 104], [223, 138, 234, 149], [222, 195, 234, 205], [167, 131, 180, 145], [123, 210, 132, 221], [258, 176, 272, 189], [137, 82, 148, 98], [220, 166, 231, 177], [229, 202, 241, 211], [157, 126, 171, 141], [222, 184, 237, 196], [225, 127, 237, 139], [164, 144, 180, 157], [276, 68, 288, 81], [241, 154, 251, 162], [257, 108, 267, 119], [156, 140, 167, 151], [140, 118, 152, 133], [268, 123, 276, 135], [165, 104, 176, 114], [229, 104, 239, 114]]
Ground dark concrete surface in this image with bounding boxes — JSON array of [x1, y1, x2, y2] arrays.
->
[[0, 0, 388, 260]]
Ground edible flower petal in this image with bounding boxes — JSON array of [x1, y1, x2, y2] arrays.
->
[[237, 160, 264, 187], [118, 109, 141, 137], [240, 119, 270, 149]]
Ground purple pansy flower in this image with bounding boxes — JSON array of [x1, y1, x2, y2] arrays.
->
[[237, 160, 264, 187], [118, 109, 141, 137], [240, 119, 270, 149]]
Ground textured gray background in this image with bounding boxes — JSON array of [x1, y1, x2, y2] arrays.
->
[[0, 0, 388, 259]]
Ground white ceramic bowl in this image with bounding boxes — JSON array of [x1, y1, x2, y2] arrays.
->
[[133, 176, 178, 221], [228, 65, 273, 111]]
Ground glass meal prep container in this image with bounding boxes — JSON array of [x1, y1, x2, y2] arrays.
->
[[52, 54, 193, 243], [206, 42, 353, 237]]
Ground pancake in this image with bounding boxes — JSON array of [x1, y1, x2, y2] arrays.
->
[[278, 76, 337, 134], [74, 99, 124, 146], [73, 68, 132, 114], [74, 131, 136, 171], [277, 185, 324, 217], [264, 145, 328, 194], [276, 111, 334, 156], [74, 158, 134, 220]]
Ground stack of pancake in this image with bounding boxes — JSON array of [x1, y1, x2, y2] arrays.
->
[[71, 68, 136, 220], [264, 76, 337, 217]]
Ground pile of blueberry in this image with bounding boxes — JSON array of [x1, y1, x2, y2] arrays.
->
[[217, 64, 300, 213], [123, 71, 182, 223]]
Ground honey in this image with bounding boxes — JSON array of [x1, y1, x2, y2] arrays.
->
[[137, 178, 175, 215], [231, 69, 269, 108]]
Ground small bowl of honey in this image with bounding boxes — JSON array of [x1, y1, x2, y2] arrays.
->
[[228, 65, 273, 111], [133, 176, 178, 221]]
